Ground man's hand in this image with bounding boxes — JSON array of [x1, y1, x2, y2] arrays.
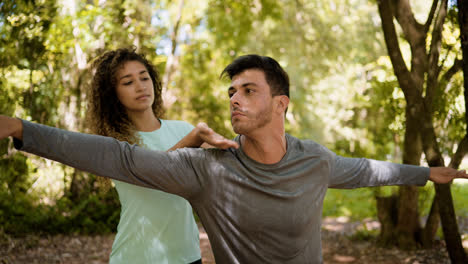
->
[[429, 167, 468, 184], [0, 115, 23, 140], [196, 122, 239, 149]]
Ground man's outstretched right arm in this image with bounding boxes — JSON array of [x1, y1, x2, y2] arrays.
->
[[0, 115, 203, 199]]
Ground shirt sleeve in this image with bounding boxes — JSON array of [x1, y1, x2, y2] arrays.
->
[[14, 120, 204, 200], [180, 121, 195, 135], [324, 147, 429, 189]]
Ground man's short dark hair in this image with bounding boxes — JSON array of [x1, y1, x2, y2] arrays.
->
[[221, 54, 290, 98]]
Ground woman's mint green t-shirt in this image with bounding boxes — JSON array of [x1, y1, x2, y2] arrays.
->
[[109, 119, 201, 264]]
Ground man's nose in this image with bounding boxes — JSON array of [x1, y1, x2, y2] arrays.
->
[[230, 92, 241, 107]]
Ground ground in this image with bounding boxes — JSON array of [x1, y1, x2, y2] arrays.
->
[[1, 217, 467, 264]]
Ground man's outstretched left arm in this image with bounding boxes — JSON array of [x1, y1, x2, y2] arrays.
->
[[326, 149, 468, 188]]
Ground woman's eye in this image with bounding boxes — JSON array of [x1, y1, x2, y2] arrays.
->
[[123, 81, 132, 85]]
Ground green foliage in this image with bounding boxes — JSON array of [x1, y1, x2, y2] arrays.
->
[[0, 153, 31, 195], [51, 190, 121, 234], [0, 0, 57, 68], [323, 182, 468, 221], [451, 182, 468, 217], [323, 188, 377, 220], [206, 0, 281, 54], [334, 60, 406, 161], [0, 185, 120, 235]]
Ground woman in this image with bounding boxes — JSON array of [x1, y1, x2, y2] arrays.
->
[[87, 48, 234, 264]]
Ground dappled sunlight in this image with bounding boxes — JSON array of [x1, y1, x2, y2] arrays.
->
[[454, 179, 468, 184], [322, 216, 380, 234], [332, 254, 356, 263], [29, 158, 67, 204]]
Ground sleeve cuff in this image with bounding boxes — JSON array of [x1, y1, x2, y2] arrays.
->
[[13, 137, 23, 149]]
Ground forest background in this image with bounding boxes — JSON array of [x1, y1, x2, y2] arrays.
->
[[0, 0, 467, 262]]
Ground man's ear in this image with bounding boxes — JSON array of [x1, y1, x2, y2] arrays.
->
[[275, 95, 289, 115]]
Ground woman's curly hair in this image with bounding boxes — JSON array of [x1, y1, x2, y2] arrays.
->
[[87, 47, 164, 145], [86, 48, 164, 189]]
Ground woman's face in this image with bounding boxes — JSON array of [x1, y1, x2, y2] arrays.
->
[[115, 60, 155, 114]]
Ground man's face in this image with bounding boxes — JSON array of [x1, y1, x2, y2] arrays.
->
[[228, 69, 274, 135]]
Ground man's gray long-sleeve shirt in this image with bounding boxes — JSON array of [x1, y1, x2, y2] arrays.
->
[[15, 120, 429, 263]]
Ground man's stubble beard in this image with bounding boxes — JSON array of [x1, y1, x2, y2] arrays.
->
[[231, 104, 273, 135]]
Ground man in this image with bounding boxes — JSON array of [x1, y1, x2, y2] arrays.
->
[[1, 54, 466, 263]]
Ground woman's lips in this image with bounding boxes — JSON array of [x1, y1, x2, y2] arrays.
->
[[136, 95, 150, 100]]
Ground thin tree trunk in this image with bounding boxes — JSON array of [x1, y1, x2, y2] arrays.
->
[[396, 111, 423, 249], [435, 183, 467, 263], [421, 199, 439, 248], [376, 195, 398, 246], [438, 2, 468, 262], [162, 0, 185, 109], [377, 0, 424, 248]]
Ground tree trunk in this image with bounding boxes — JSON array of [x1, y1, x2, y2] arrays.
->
[[435, 183, 468, 263], [162, 0, 185, 109], [395, 110, 423, 249], [68, 169, 86, 202], [459, 0, 468, 127], [377, 2, 467, 256], [441, 1, 468, 262], [421, 198, 439, 248], [376, 195, 398, 246], [376, 0, 425, 248]]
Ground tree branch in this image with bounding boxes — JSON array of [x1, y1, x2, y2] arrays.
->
[[424, 0, 439, 33], [425, 0, 448, 113], [161, 0, 185, 109], [377, 0, 415, 99], [448, 135, 468, 169], [439, 59, 463, 85], [428, 0, 448, 70], [392, 0, 427, 94], [393, 0, 425, 47]]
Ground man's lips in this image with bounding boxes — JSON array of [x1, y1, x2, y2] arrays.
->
[[231, 111, 245, 118]]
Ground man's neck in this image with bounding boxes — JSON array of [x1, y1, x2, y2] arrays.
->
[[240, 129, 287, 164], [127, 109, 160, 132]]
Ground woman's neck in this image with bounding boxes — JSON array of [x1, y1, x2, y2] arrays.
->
[[127, 109, 161, 132]]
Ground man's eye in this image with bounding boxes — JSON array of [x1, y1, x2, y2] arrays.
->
[[246, 89, 253, 94]]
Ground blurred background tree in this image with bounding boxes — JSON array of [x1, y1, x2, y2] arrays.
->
[[0, 0, 466, 257]]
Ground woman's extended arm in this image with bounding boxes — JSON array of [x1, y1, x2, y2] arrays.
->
[[168, 122, 238, 151]]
